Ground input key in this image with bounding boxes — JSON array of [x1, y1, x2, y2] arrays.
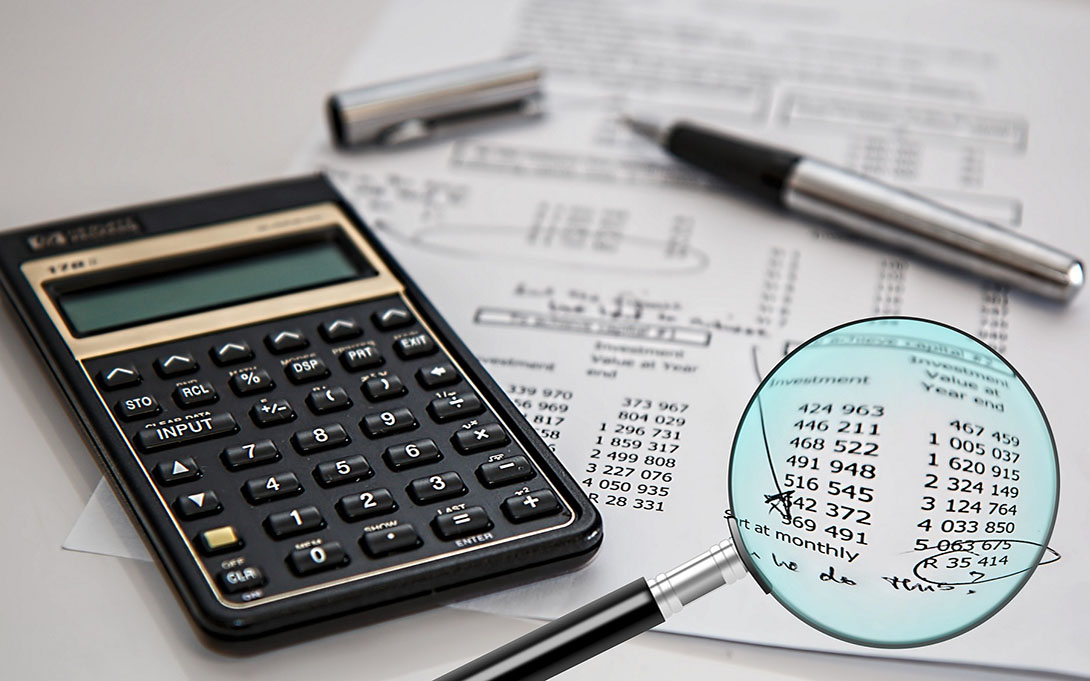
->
[[133, 413, 238, 452]]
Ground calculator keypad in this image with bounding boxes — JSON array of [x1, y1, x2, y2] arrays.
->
[[86, 294, 572, 604]]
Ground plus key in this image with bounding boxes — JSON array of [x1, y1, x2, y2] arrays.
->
[[502, 489, 560, 523]]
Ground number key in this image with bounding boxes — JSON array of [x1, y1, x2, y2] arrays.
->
[[383, 439, 442, 470], [243, 472, 303, 504], [292, 424, 350, 454], [336, 488, 397, 521], [288, 542, 347, 576], [221, 440, 280, 470], [407, 472, 467, 505], [265, 505, 325, 539], [314, 455, 373, 487], [361, 408, 417, 438]]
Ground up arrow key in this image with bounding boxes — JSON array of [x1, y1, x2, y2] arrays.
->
[[373, 307, 413, 330], [153, 457, 199, 485], [98, 364, 141, 389], [188, 492, 206, 507]]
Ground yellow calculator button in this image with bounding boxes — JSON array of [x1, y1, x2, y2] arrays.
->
[[199, 526, 242, 555]]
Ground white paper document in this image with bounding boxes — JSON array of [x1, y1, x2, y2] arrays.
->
[[290, 1, 1090, 676], [68, 0, 1090, 677]]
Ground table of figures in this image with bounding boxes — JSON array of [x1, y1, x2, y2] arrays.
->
[[729, 318, 1057, 647]]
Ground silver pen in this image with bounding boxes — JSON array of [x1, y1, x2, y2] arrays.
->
[[622, 114, 1084, 302]]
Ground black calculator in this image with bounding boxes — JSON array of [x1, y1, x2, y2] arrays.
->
[[0, 176, 601, 638]]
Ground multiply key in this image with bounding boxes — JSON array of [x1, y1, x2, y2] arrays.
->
[[452, 423, 509, 454]]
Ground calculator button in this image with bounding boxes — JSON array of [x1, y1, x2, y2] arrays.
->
[[477, 456, 536, 488], [502, 490, 561, 523], [372, 307, 413, 330], [242, 472, 303, 504], [306, 386, 352, 414], [314, 455, 373, 487], [362, 374, 407, 402], [383, 439, 442, 470], [416, 363, 461, 388], [320, 318, 362, 342], [221, 440, 280, 470], [155, 457, 201, 485], [229, 368, 274, 396], [217, 566, 266, 594], [154, 353, 198, 377], [427, 392, 484, 422], [433, 506, 493, 540], [173, 381, 218, 408], [97, 365, 141, 390], [361, 408, 418, 438], [211, 341, 253, 366], [265, 505, 325, 539], [134, 412, 239, 452], [285, 357, 330, 384], [199, 525, 242, 555], [115, 394, 161, 421], [407, 472, 467, 505], [361, 524, 420, 557], [394, 333, 436, 359], [174, 490, 222, 519], [341, 345, 385, 371], [452, 423, 509, 454], [336, 488, 397, 521], [265, 329, 309, 354], [250, 398, 296, 427], [288, 542, 347, 575], [292, 424, 350, 454]]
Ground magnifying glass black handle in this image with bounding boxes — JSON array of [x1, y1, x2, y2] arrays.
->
[[435, 578, 663, 681], [436, 539, 747, 681]]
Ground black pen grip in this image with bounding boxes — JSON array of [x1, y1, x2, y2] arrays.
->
[[435, 578, 665, 681], [666, 123, 800, 204]]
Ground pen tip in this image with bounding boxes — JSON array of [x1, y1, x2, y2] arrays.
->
[[618, 111, 669, 145]]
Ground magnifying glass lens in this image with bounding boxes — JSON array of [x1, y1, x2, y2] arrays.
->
[[728, 317, 1058, 647]]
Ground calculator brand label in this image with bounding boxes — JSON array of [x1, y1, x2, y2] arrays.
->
[[27, 215, 143, 252]]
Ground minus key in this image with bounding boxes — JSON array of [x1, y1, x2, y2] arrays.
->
[[477, 455, 535, 488]]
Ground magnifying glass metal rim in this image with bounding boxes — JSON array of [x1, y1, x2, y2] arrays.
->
[[726, 314, 1061, 649]]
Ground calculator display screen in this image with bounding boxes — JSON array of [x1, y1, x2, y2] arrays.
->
[[56, 240, 370, 336]]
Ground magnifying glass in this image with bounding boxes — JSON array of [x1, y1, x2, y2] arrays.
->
[[437, 317, 1059, 680]]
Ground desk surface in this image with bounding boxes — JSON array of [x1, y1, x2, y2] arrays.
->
[[0, 2, 1052, 680]]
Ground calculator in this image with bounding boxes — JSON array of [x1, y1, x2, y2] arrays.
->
[[0, 175, 602, 638]]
